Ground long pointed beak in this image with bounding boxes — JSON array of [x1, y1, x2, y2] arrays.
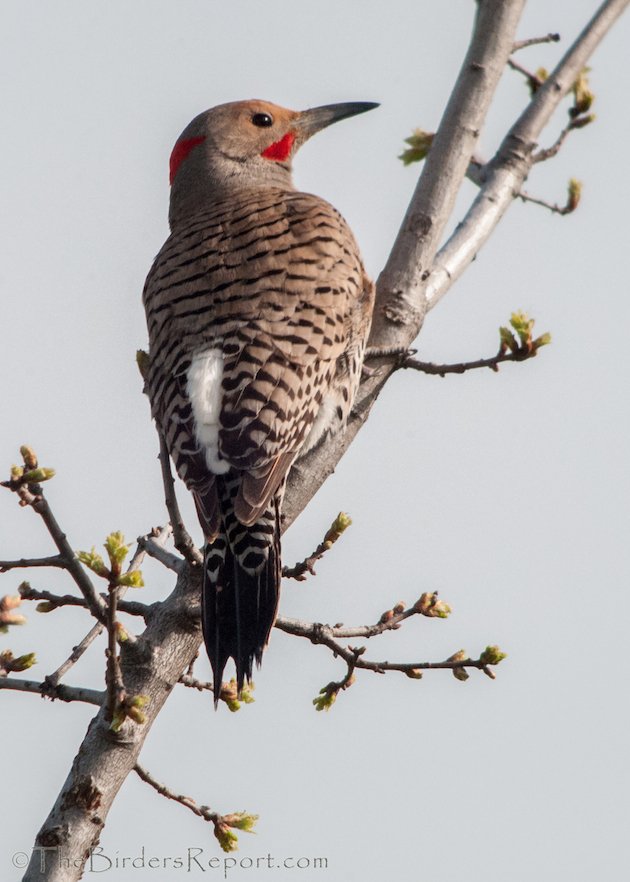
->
[[295, 101, 379, 138]]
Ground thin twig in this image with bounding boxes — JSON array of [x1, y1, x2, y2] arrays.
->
[[0, 676, 104, 706], [366, 344, 542, 376], [0, 480, 107, 622], [134, 763, 219, 823], [158, 432, 202, 566], [0, 554, 66, 572], [18, 583, 150, 618], [276, 618, 496, 677], [512, 33, 561, 52], [517, 189, 575, 214], [43, 622, 104, 693], [282, 513, 351, 581], [507, 56, 544, 89], [104, 567, 127, 723]]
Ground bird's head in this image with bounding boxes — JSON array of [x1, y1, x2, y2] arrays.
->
[[168, 99, 378, 227]]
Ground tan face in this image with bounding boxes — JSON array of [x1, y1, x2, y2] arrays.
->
[[203, 100, 301, 163]]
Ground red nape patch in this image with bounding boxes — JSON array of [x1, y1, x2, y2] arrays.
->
[[169, 136, 206, 185], [261, 132, 296, 162]]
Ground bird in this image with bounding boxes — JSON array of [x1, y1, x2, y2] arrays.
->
[[142, 99, 377, 703]]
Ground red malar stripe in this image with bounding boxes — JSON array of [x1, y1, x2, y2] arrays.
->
[[169, 136, 206, 185], [261, 132, 295, 162]]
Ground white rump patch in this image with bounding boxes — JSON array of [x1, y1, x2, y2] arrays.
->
[[186, 348, 230, 474]]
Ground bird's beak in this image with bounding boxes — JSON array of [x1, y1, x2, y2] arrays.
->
[[294, 102, 379, 139]]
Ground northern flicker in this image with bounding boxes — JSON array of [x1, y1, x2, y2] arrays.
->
[[143, 99, 376, 702]]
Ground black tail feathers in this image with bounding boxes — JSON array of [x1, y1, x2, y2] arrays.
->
[[202, 517, 281, 707]]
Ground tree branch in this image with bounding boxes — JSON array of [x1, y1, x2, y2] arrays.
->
[[0, 676, 103, 706], [425, 0, 629, 312], [158, 432, 202, 566], [0, 554, 66, 573]]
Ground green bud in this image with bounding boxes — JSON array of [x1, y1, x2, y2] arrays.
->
[[10, 465, 24, 481], [127, 706, 147, 725], [510, 311, 534, 348], [77, 549, 110, 579], [36, 601, 56, 613], [452, 667, 470, 682], [479, 645, 507, 666], [430, 600, 452, 619], [324, 511, 352, 547], [10, 652, 37, 672], [104, 531, 130, 569], [110, 710, 126, 733], [499, 326, 518, 353], [223, 812, 258, 832], [214, 823, 239, 853], [533, 332, 552, 350], [313, 689, 336, 712], [23, 467, 56, 483], [572, 68, 594, 116], [117, 570, 144, 588], [399, 129, 435, 165], [567, 178, 582, 213], [19, 446, 38, 469]]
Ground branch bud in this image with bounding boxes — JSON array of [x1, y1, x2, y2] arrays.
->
[[323, 512, 352, 547], [0, 595, 27, 630], [566, 178, 582, 213], [222, 812, 258, 833], [117, 570, 144, 588], [399, 129, 435, 165], [19, 446, 38, 469], [313, 687, 337, 712], [104, 531, 130, 574], [214, 823, 239, 853], [76, 548, 110, 579], [448, 649, 470, 681], [23, 467, 56, 484], [479, 645, 507, 666]]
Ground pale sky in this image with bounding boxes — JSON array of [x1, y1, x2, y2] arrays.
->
[[2, 2, 629, 880]]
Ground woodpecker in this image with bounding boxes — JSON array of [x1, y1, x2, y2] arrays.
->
[[143, 99, 376, 702]]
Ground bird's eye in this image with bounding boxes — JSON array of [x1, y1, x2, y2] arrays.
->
[[252, 112, 274, 128]]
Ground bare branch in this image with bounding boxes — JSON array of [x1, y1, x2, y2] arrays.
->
[[0, 676, 103, 706], [374, 0, 526, 341], [134, 762, 219, 822], [158, 432, 202, 566], [18, 584, 150, 618], [0, 554, 65, 573], [512, 33, 561, 52], [426, 0, 629, 312], [134, 764, 257, 850], [276, 617, 502, 678], [282, 512, 351, 581], [43, 622, 104, 692], [1, 480, 106, 623]]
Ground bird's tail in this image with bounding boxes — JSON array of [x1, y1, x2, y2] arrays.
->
[[202, 480, 281, 706]]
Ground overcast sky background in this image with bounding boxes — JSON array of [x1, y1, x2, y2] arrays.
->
[[2, 2, 629, 880]]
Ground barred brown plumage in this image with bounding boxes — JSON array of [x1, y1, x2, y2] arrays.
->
[[142, 99, 377, 704]]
